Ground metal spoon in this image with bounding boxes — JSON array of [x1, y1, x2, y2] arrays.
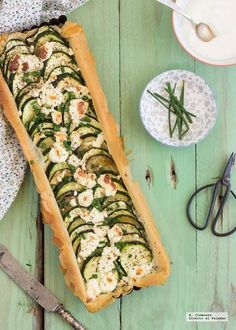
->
[[156, 0, 216, 42]]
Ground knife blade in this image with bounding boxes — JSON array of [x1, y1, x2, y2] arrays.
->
[[0, 243, 86, 330]]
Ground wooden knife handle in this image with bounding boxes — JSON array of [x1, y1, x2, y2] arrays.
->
[[56, 305, 86, 330]]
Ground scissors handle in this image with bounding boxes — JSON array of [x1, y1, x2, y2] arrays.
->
[[186, 183, 217, 230], [187, 181, 236, 237]]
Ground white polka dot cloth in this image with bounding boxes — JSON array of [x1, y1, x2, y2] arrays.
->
[[0, 0, 88, 34], [0, 0, 87, 220]]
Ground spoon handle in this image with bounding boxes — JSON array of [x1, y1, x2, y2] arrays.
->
[[156, 0, 195, 27]]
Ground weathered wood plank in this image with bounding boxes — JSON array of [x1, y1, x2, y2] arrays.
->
[[120, 1, 196, 329], [0, 171, 39, 330], [44, 1, 121, 329], [194, 65, 236, 330]]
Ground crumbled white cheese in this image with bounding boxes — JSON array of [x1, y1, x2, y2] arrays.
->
[[74, 168, 97, 188], [80, 233, 100, 259], [51, 110, 62, 125], [77, 189, 93, 207], [68, 48, 74, 56], [89, 207, 107, 224], [68, 154, 80, 167], [54, 128, 67, 144], [98, 246, 120, 273], [128, 263, 153, 280], [70, 198, 77, 207], [65, 85, 91, 99], [79, 208, 91, 222], [41, 106, 52, 115], [93, 225, 109, 239], [49, 143, 69, 163], [86, 278, 101, 301], [97, 174, 117, 196], [70, 130, 81, 150], [40, 83, 64, 108], [107, 225, 123, 244], [94, 187, 105, 199], [91, 133, 105, 148], [20, 54, 43, 71], [69, 99, 88, 124], [99, 271, 118, 293]]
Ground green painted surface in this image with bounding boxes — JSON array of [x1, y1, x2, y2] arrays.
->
[[1, 0, 236, 329]]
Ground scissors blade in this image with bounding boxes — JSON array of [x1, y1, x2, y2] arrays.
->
[[222, 152, 236, 184]]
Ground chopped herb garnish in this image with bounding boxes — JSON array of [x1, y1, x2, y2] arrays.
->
[[91, 274, 98, 279], [128, 254, 132, 259], [68, 164, 76, 172], [147, 81, 196, 140], [63, 140, 71, 151], [52, 124, 60, 131]]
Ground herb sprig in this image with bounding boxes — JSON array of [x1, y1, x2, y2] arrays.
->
[[147, 81, 196, 140]]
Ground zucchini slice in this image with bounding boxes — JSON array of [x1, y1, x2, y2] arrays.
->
[[108, 209, 135, 220], [47, 162, 70, 181], [103, 193, 131, 208], [70, 224, 94, 242], [47, 65, 81, 82], [86, 154, 119, 175], [80, 147, 111, 166], [67, 218, 86, 235], [119, 242, 153, 272], [72, 126, 101, 138], [117, 223, 142, 235], [72, 229, 94, 256], [82, 256, 100, 281], [21, 97, 38, 126], [42, 51, 77, 80], [120, 234, 146, 244], [56, 181, 84, 199], [104, 201, 131, 215], [106, 215, 144, 230]]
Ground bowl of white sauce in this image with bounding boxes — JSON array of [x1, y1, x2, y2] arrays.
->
[[172, 0, 236, 66]]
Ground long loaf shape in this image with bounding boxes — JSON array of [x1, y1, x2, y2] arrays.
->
[[0, 22, 170, 312]]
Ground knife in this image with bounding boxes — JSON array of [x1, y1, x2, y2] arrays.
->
[[0, 243, 86, 330]]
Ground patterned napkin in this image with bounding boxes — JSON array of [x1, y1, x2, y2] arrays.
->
[[0, 0, 88, 34], [0, 0, 88, 220]]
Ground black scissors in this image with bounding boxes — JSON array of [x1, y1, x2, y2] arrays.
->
[[187, 152, 236, 237]]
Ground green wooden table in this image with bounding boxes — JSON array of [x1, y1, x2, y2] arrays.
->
[[1, 1, 236, 329]]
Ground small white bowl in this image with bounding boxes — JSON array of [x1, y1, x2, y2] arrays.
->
[[172, 0, 236, 66], [139, 70, 217, 147]]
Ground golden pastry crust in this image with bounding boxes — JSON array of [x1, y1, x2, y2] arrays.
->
[[0, 22, 170, 312]]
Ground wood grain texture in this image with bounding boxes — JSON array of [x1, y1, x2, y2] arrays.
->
[[1, 0, 236, 329], [0, 171, 39, 329]]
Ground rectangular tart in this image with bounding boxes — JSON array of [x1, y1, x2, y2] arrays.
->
[[0, 22, 170, 312]]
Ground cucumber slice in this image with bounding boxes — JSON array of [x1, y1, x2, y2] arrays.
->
[[86, 154, 118, 175], [37, 136, 55, 153], [2, 39, 26, 54], [119, 242, 153, 272], [30, 122, 54, 138], [56, 181, 84, 199], [82, 256, 100, 281]]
